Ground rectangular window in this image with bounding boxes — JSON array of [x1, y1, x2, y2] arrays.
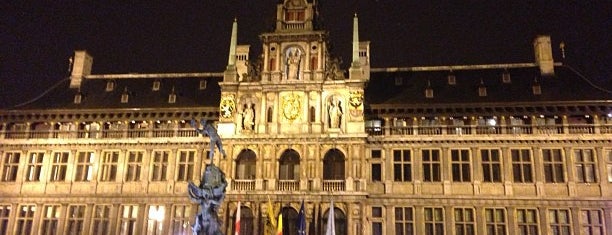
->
[[422, 149, 441, 182], [0, 205, 11, 235], [371, 150, 382, 159], [50, 152, 69, 182], [393, 149, 412, 182], [40, 205, 61, 235], [119, 205, 139, 235], [66, 205, 86, 235], [394, 207, 414, 235], [454, 208, 475, 235], [100, 151, 119, 182], [147, 205, 165, 235], [516, 208, 539, 235], [485, 208, 506, 235], [151, 150, 169, 181], [424, 207, 444, 235], [126, 151, 143, 182], [372, 206, 383, 235], [549, 209, 572, 235], [575, 149, 597, 183], [481, 149, 502, 182], [91, 205, 111, 235], [15, 205, 35, 235], [543, 149, 565, 183], [176, 150, 195, 181], [371, 163, 381, 182], [451, 149, 471, 182], [512, 149, 533, 183], [75, 151, 95, 182], [606, 149, 612, 182], [1, 152, 20, 182], [171, 205, 192, 235], [580, 209, 604, 235], [25, 152, 44, 182]]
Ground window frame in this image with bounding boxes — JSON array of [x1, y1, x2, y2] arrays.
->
[[393, 149, 412, 182], [422, 149, 441, 182], [454, 207, 475, 235], [1, 151, 21, 182], [511, 149, 533, 183], [176, 150, 195, 181], [451, 149, 471, 182], [548, 208, 572, 235], [125, 151, 144, 182], [574, 149, 598, 183], [481, 149, 502, 183], [542, 148, 565, 183], [484, 208, 507, 235], [75, 151, 95, 182], [25, 151, 44, 182], [394, 206, 414, 235], [50, 152, 69, 182], [151, 150, 169, 182]]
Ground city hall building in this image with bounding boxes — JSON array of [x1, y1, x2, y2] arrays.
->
[[1, 0, 611, 234]]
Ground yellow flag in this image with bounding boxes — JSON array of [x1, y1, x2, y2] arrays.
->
[[276, 213, 283, 235], [265, 196, 277, 235]]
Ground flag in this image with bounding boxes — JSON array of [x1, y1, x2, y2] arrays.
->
[[266, 196, 277, 235], [276, 213, 283, 235], [297, 200, 306, 235], [325, 200, 336, 235], [234, 201, 241, 235]]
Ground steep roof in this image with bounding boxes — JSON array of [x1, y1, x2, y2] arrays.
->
[[10, 76, 222, 110], [365, 65, 612, 106]]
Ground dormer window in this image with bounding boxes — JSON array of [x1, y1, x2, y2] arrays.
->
[[168, 87, 176, 104], [479, 86, 487, 97], [199, 80, 207, 90], [502, 70, 511, 83], [105, 80, 115, 92], [394, 77, 403, 86], [532, 84, 542, 95], [478, 79, 487, 97], [74, 92, 82, 104], [152, 80, 160, 91], [425, 80, 434, 98], [121, 88, 129, 103], [532, 77, 542, 95], [447, 73, 456, 85], [425, 88, 434, 98]]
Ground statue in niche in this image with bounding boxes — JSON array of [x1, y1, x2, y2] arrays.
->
[[286, 48, 301, 80], [328, 97, 343, 128], [242, 102, 255, 131], [325, 57, 343, 80], [188, 164, 227, 235]]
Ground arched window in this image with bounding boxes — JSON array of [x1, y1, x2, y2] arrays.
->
[[236, 149, 257, 179], [321, 207, 347, 235], [267, 107, 273, 123], [279, 149, 300, 180], [232, 206, 254, 235], [281, 206, 299, 235], [309, 106, 316, 123], [323, 149, 345, 180]]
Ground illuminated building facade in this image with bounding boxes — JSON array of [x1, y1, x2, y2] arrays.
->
[[1, 0, 611, 234]]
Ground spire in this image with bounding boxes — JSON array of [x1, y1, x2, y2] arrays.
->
[[227, 18, 238, 70], [351, 13, 360, 67]]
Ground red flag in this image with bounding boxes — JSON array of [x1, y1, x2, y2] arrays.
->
[[235, 201, 241, 235]]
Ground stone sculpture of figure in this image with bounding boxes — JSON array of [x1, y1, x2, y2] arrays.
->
[[188, 164, 227, 235], [242, 103, 255, 131], [191, 118, 227, 162], [328, 98, 343, 128], [287, 49, 300, 80]]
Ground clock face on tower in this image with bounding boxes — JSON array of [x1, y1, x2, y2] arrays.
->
[[281, 93, 301, 121]]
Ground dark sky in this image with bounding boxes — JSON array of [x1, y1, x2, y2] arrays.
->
[[2, 1, 610, 108]]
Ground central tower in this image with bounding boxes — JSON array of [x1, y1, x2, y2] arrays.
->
[[218, 0, 370, 137]]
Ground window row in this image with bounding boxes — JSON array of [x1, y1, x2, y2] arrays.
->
[[370, 206, 606, 235], [0, 150, 200, 183], [0, 147, 350, 183], [0, 204, 191, 235], [370, 148, 612, 184]]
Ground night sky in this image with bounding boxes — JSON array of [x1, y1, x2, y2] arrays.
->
[[2, 1, 610, 108]]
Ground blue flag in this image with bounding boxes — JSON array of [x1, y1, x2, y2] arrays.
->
[[297, 200, 306, 235]]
